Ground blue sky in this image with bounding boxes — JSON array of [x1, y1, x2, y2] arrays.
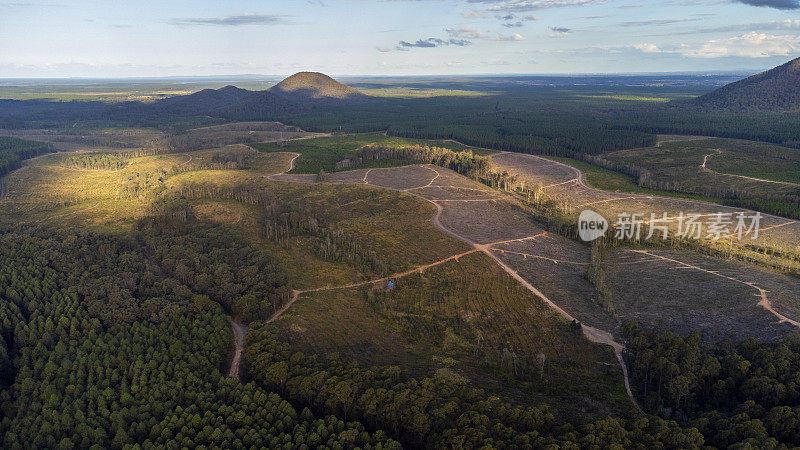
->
[[1, 0, 799, 77]]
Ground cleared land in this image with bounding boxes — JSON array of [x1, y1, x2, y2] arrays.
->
[[260, 138, 800, 347], [491, 151, 800, 260], [606, 248, 800, 342]]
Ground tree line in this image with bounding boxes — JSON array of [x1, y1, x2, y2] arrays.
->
[[59, 153, 128, 170], [0, 136, 54, 176], [583, 153, 800, 220]]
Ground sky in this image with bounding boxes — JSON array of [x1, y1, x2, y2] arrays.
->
[[1, 0, 799, 77]]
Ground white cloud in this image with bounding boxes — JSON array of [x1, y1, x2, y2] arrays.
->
[[447, 25, 489, 39], [446, 25, 524, 41], [467, 0, 602, 12], [633, 43, 661, 53], [680, 32, 800, 58], [170, 14, 286, 26]]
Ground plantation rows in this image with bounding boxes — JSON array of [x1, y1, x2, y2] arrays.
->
[[0, 225, 400, 449]]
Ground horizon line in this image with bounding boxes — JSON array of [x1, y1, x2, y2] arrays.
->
[[0, 70, 757, 81]]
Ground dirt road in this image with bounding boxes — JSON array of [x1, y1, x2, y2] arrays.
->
[[227, 317, 248, 380], [265, 152, 300, 181]]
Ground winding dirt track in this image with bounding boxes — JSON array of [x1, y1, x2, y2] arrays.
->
[[265, 152, 300, 181]]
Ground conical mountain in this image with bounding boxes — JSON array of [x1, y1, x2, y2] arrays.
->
[[269, 72, 367, 102], [694, 57, 800, 112]]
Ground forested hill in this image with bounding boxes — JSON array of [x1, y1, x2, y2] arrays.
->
[[692, 57, 800, 112]]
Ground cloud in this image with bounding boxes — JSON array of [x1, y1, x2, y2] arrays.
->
[[376, 46, 391, 52], [549, 26, 571, 37], [391, 25, 526, 52], [632, 43, 661, 53], [447, 26, 488, 39], [633, 32, 800, 58], [639, 19, 800, 37], [734, 0, 800, 9], [397, 38, 472, 49], [498, 33, 525, 40], [620, 18, 699, 27], [498, 13, 536, 27], [170, 14, 286, 26], [681, 32, 800, 57], [721, 19, 800, 32], [446, 25, 524, 40], [466, 0, 602, 13], [461, 10, 487, 17]]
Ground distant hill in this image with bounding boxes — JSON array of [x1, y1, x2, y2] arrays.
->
[[692, 57, 800, 112], [156, 85, 252, 114], [151, 72, 368, 118], [269, 72, 368, 102]]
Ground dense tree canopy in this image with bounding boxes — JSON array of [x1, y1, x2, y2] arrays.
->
[[0, 136, 54, 176], [624, 321, 800, 448], [0, 224, 399, 449]]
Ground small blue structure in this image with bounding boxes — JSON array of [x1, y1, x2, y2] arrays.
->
[[386, 280, 395, 290]]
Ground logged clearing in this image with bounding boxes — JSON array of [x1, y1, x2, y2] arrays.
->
[[267, 160, 800, 346], [491, 151, 800, 257], [274, 252, 633, 419], [606, 248, 800, 341], [266, 159, 800, 345]]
